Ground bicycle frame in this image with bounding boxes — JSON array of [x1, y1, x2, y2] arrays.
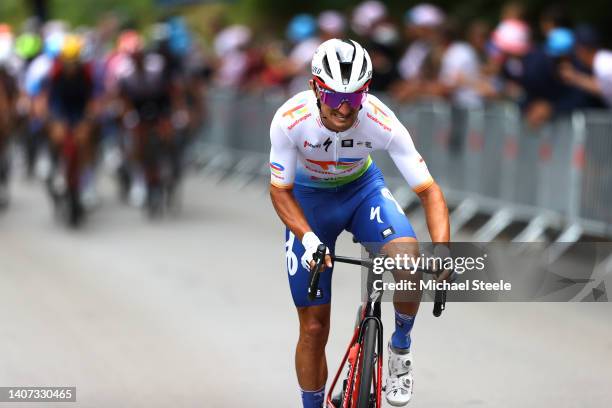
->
[[308, 245, 447, 408], [326, 279, 384, 408]]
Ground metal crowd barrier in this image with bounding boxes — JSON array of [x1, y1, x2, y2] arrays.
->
[[195, 88, 612, 250]]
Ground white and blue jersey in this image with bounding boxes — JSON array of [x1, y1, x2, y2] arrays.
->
[[270, 91, 434, 307]]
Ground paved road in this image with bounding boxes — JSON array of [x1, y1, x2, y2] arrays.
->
[[1, 174, 611, 407]]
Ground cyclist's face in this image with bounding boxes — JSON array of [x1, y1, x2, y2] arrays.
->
[[310, 80, 360, 132]]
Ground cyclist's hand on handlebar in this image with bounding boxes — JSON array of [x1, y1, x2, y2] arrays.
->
[[309, 254, 333, 272], [301, 232, 332, 271]]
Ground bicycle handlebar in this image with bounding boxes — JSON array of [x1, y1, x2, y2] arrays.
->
[[307, 244, 327, 301], [307, 245, 448, 316]]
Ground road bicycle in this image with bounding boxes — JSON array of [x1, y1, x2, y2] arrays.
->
[[308, 243, 447, 408]]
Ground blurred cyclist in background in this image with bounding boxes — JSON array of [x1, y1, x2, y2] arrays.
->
[[22, 30, 65, 179], [42, 33, 98, 222], [14, 30, 44, 153], [117, 29, 185, 213], [0, 24, 19, 208]]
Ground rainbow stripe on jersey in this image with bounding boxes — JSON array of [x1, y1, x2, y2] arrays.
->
[[296, 156, 373, 188]]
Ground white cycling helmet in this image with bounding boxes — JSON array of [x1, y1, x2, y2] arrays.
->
[[311, 38, 372, 93]]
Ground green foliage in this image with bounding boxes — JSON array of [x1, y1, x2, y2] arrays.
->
[[0, 0, 29, 27], [0, 0, 157, 29], [0, 0, 610, 44]]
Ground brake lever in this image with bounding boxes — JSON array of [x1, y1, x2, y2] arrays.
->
[[307, 244, 327, 301]]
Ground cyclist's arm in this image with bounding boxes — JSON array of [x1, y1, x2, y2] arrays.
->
[[416, 182, 449, 243], [269, 187, 311, 240], [387, 120, 450, 243], [268, 121, 311, 240]]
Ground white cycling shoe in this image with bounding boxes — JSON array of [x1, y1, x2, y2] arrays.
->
[[385, 343, 414, 406]]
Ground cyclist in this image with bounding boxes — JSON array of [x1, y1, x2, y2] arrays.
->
[[0, 24, 18, 208], [269, 39, 450, 407], [117, 31, 183, 211], [42, 34, 98, 221]]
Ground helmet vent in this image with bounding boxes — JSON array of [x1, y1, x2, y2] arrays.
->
[[340, 62, 352, 85], [322, 55, 332, 78], [358, 55, 367, 80]]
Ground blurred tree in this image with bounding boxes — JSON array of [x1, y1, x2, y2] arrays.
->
[[28, 0, 49, 22], [0, 0, 610, 46]]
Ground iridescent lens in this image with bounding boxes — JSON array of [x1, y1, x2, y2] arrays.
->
[[318, 88, 366, 109]]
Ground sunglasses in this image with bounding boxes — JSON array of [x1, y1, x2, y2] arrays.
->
[[314, 80, 367, 110]]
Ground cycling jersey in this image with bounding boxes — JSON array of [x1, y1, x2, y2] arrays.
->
[[271, 90, 435, 307], [48, 61, 94, 125], [269, 90, 433, 191], [118, 53, 173, 119]]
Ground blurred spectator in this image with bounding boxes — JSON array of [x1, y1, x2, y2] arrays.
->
[[491, 19, 563, 127], [545, 27, 606, 112], [367, 24, 401, 92], [539, 4, 572, 37], [436, 21, 484, 108], [546, 27, 575, 57], [212, 24, 252, 88], [560, 25, 612, 108], [393, 3, 445, 101], [351, 0, 387, 38], [490, 19, 602, 127], [466, 20, 491, 63], [285, 14, 320, 94], [398, 3, 444, 81], [500, 1, 527, 21], [318, 11, 346, 41]]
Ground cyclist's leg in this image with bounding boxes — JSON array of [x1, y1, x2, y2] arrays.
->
[[0, 128, 9, 207], [349, 183, 422, 344], [158, 115, 181, 189], [127, 121, 147, 206], [287, 226, 336, 402], [296, 303, 330, 407], [349, 182, 420, 405], [74, 119, 97, 206], [46, 120, 69, 200], [286, 188, 344, 407], [48, 120, 68, 164]]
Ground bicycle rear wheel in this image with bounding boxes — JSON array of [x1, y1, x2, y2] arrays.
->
[[357, 319, 378, 408]]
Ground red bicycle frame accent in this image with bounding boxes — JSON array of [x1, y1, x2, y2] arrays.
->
[[326, 304, 383, 408], [62, 132, 80, 190]]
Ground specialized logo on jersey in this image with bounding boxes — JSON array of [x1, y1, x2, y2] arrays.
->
[[366, 101, 392, 132], [323, 137, 332, 152], [305, 158, 362, 172], [270, 162, 285, 180], [283, 99, 312, 130]]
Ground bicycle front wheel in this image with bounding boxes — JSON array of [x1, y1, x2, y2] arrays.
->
[[357, 318, 378, 408]]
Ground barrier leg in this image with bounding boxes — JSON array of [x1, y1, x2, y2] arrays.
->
[[449, 198, 479, 238], [547, 223, 583, 263], [223, 156, 260, 187], [512, 213, 553, 245], [473, 208, 514, 242]]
